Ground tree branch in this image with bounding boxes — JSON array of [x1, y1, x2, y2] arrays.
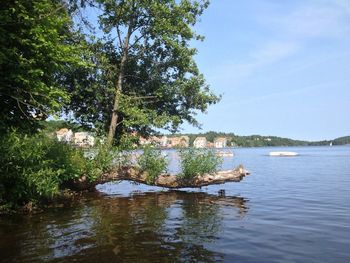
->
[[129, 33, 146, 50], [67, 165, 250, 190], [116, 25, 123, 48]]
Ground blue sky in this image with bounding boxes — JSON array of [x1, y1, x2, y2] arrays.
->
[[179, 0, 350, 141]]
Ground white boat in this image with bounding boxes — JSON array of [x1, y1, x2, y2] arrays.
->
[[269, 151, 298, 157], [216, 150, 234, 157]]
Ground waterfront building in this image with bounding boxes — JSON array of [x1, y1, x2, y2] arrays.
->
[[214, 137, 227, 148], [193, 137, 207, 148]]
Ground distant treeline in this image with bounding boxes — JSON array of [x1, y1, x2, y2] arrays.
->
[[43, 121, 350, 148], [168, 132, 350, 147]]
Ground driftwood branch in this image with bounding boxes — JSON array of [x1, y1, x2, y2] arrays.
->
[[67, 165, 250, 191]]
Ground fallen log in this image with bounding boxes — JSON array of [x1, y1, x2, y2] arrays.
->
[[67, 165, 250, 191]]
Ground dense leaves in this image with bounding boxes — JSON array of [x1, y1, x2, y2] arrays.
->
[[0, 0, 222, 209], [179, 149, 222, 180], [173, 132, 350, 147], [137, 146, 168, 184], [65, 0, 220, 144], [0, 0, 87, 133], [0, 131, 113, 209]]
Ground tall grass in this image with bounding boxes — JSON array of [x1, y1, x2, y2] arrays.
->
[[137, 146, 168, 184], [178, 149, 223, 180]]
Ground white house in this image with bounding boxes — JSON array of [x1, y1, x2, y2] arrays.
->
[[214, 137, 227, 148], [193, 137, 207, 148], [159, 136, 168, 147], [56, 128, 73, 143], [74, 132, 95, 147]]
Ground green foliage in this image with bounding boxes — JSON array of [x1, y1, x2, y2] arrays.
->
[[172, 131, 316, 147], [0, 0, 88, 133], [167, 132, 350, 147], [66, 0, 220, 142], [332, 136, 350, 145], [179, 149, 223, 180], [88, 143, 118, 179], [0, 131, 113, 209], [40, 120, 85, 134], [137, 146, 167, 184]]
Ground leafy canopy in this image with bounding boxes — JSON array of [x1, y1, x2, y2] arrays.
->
[[66, 0, 220, 141], [0, 0, 88, 133]]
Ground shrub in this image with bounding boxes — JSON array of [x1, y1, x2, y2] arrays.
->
[[137, 146, 167, 184], [179, 149, 223, 180], [113, 149, 132, 168], [85, 143, 117, 181], [0, 131, 113, 209]]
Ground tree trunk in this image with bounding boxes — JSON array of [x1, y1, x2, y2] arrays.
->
[[107, 25, 133, 146], [66, 165, 250, 191]]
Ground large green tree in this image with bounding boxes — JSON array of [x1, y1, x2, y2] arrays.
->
[[66, 0, 220, 145], [0, 0, 86, 133]]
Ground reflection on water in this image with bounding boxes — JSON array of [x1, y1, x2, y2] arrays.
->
[[0, 191, 248, 263], [2, 146, 350, 262]]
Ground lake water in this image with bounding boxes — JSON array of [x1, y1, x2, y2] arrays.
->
[[1, 146, 350, 262]]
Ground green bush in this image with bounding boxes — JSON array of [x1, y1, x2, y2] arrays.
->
[[179, 149, 223, 180], [0, 131, 113, 209], [137, 146, 167, 184], [86, 143, 117, 181]]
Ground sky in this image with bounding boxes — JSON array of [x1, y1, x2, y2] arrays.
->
[[179, 0, 350, 141]]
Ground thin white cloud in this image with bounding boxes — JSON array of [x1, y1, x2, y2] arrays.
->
[[250, 41, 298, 63], [263, 0, 350, 39], [271, 51, 350, 79], [208, 41, 299, 83], [208, 0, 350, 85], [232, 80, 347, 106]]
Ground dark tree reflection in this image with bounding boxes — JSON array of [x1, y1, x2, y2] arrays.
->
[[0, 191, 248, 263]]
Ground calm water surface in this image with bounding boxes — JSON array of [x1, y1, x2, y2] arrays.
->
[[1, 146, 350, 262]]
